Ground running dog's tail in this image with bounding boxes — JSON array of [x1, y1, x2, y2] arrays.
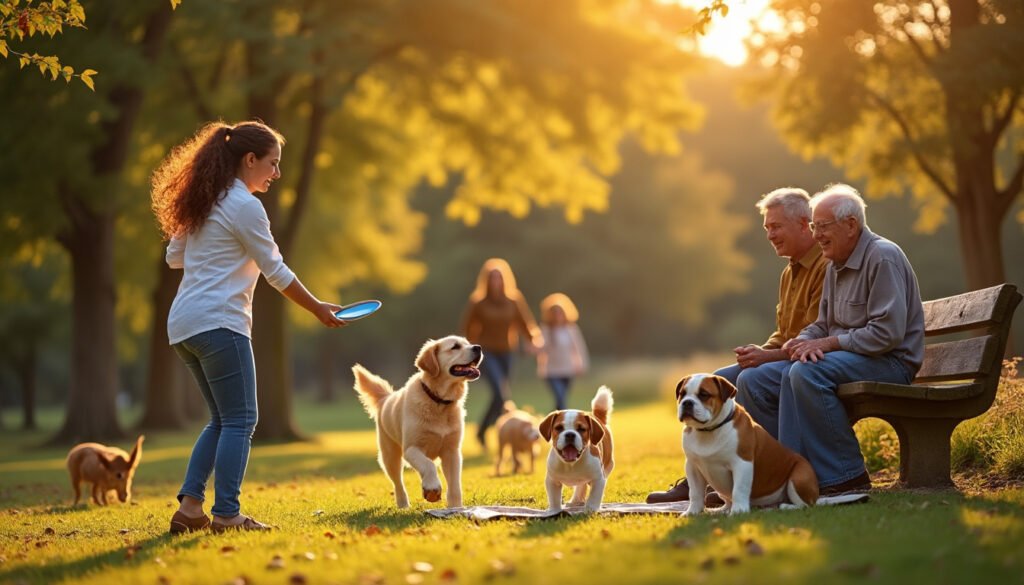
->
[[591, 386, 614, 427], [351, 364, 393, 419]]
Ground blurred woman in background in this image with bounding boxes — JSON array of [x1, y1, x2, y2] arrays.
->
[[460, 258, 542, 450]]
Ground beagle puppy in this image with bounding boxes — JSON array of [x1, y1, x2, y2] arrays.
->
[[539, 386, 614, 513]]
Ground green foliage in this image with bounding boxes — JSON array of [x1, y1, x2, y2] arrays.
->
[[751, 0, 1024, 289], [0, 0, 179, 89], [951, 358, 1024, 478]]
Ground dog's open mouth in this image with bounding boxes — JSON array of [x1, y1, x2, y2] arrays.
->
[[450, 362, 481, 380], [559, 445, 580, 462]]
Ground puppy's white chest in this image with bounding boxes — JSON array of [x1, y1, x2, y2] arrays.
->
[[547, 450, 603, 486]]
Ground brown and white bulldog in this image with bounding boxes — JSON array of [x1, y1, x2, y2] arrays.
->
[[676, 374, 818, 515], [539, 386, 614, 513]]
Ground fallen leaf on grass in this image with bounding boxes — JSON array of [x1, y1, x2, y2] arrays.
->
[[43, 527, 55, 535], [267, 555, 286, 570], [323, 530, 335, 539], [488, 559, 516, 577], [220, 545, 237, 555], [712, 527, 725, 537], [406, 575, 425, 585], [224, 576, 251, 585], [672, 538, 695, 549], [412, 562, 434, 573], [119, 529, 130, 535], [157, 575, 171, 584], [699, 558, 715, 571], [551, 552, 564, 560], [124, 545, 142, 560], [289, 573, 308, 585], [293, 551, 315, 561], [600, 529, 612, 540], [154, 557, 167, 567], [440, 568, 458, 581], [312, 510, 324, 517], [723, 555, 741, 566], [364, 525, 382, 537], [745, 538, 765, 556]]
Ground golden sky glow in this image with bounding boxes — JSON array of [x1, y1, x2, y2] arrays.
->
[[673, 0, 781, 66]]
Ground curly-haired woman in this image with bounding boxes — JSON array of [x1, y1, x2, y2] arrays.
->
[[152, 121, 346, 534]]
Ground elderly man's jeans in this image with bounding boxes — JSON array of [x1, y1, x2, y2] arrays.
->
[[173, 328, 258, 518], [780, 351, 912, 488], [713, 361, 794, 439]]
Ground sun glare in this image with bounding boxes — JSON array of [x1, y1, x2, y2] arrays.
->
[[672, 0, 780, 66]]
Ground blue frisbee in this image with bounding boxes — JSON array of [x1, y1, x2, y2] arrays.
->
[[334, 299, 382, 321]]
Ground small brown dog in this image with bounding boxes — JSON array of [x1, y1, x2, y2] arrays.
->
[[66, 435, 144, 505], [494, 401, 542, 476]]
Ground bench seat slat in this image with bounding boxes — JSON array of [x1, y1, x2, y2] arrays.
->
[[913, 335, 996, 383], [837, 381, 982, 402]]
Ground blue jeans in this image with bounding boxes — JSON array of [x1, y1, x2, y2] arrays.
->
[[780, 351, 912, 488], [546, 377, 572, 410], [173, 328, 258, 517], [477, 351, 512, 442], [714, 361, 793, 439]]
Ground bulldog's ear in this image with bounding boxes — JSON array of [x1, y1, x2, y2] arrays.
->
[[711, 375, 737, 402], [539, 412, 559, 442], [586, 415, 605, 445], [415, 340, 441, 377], [675, 377, 690, 401]]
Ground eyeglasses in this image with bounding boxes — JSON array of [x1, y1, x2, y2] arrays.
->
[[809, 219, 838, 233]]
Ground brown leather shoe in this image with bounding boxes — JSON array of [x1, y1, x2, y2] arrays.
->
[[169, 510, 211, 535], [646, 477, 690, 504], [819, 471, 872, 496], [210, 515, 274, 533]]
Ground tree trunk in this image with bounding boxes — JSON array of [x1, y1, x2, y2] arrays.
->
[[49, 3, 174, 445], [53, 208, 123, 443], [16, 347, 37, 430], [138, 260, 189, 430], [251, 280, 302, 440], [953, 186, 1007, 291]]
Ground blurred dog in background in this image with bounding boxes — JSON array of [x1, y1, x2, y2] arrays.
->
[[66, 435, 145, 505], [494, 401, 542, 476]]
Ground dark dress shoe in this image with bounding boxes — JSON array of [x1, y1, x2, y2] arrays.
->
[[819, 471, 872, 496], [647, 478, 726, 506], [646, 477, 691, 504]]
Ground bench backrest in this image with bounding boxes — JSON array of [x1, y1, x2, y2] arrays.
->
[[913, 284, 1021, 393]]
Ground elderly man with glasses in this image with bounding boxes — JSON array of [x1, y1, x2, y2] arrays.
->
[[780, 183, 925, 495]]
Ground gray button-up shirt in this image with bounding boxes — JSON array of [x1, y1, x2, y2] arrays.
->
[[797, 227, 925, 376]]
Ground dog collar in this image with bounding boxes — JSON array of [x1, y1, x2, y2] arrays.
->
[[698, 404, 735, 433], [420, 381, 454, 405]]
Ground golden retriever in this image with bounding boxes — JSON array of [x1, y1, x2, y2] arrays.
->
[[352, 336, 482, 508]]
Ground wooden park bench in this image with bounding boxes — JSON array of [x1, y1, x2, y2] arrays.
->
[[837, 283, 1021, 488]]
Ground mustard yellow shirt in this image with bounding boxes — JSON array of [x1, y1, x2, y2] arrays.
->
[[763, 244, 828, 349]]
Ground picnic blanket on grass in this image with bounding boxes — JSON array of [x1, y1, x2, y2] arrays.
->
[[425, 493, 869, 521]]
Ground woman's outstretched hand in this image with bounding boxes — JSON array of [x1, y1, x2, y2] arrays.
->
[[313, 302, 347, 328]]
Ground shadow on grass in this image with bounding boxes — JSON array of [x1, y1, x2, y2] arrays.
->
[[325, 506, 429, 533], [0, 532, 205, 585]]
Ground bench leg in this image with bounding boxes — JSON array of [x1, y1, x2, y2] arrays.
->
[[889, 417, 959, 488]]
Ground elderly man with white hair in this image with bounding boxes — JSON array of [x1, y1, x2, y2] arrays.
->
[[781, 183, 925, 495]]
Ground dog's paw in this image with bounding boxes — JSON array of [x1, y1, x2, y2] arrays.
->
[[729, 504, 750, 515], [683, 507, 704, 517], [423, 488, 442, 503]]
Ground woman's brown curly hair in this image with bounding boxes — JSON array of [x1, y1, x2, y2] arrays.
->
[[151, 121, 285, 239]]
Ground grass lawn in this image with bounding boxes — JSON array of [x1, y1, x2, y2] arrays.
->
[[1, 356, 1023, 585]]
